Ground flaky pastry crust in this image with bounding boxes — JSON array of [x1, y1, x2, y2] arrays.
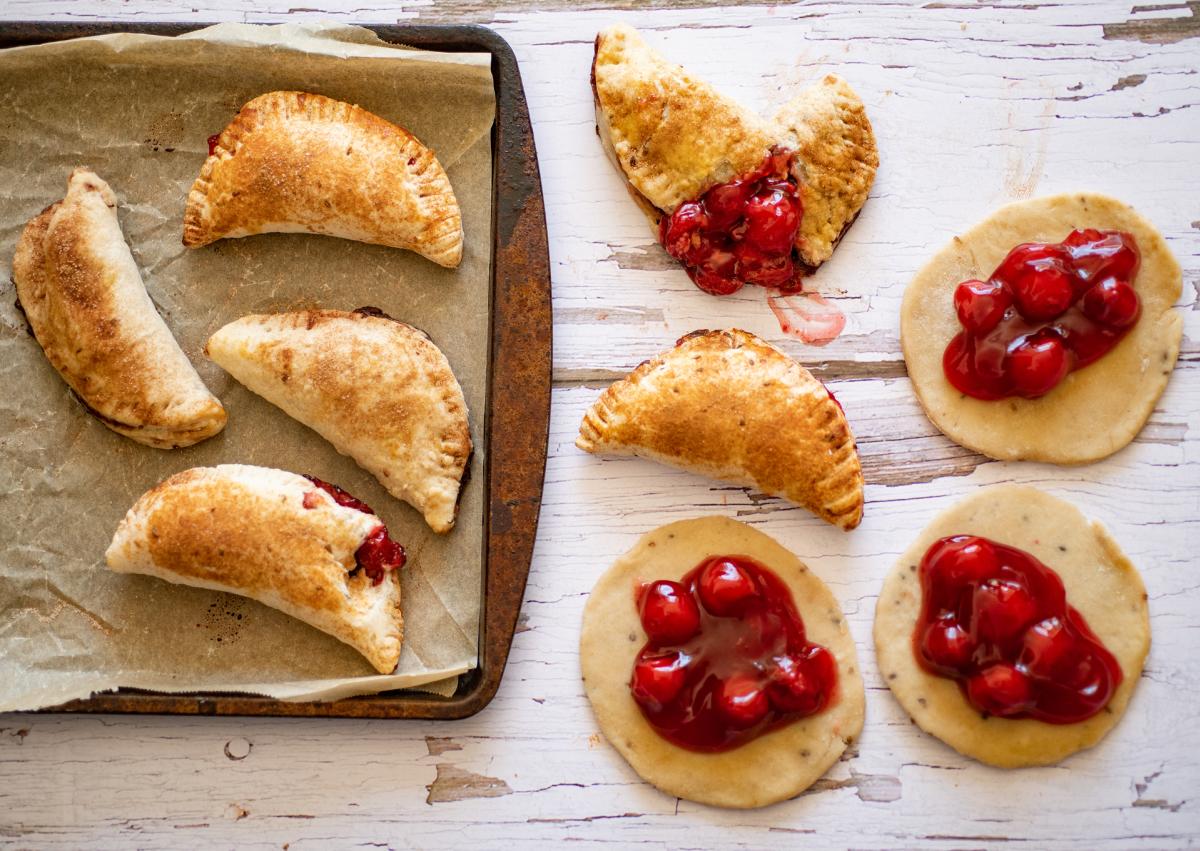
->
[[577, 329, 864, 529], [591, 24, 877, 269], [206, 309, 472, 533], [106, 464, 404, 674], [183, 91, 463, 267], [12, 169, 226, 449]]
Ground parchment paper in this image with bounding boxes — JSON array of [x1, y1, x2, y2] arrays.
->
[[0, 23, 496, 711]]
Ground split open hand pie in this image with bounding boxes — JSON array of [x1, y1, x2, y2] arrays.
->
[[592, 24, 877, 295], [183, 91, 463, 267], [206, 309, 472, 533], [577, 329, 864, 529], [106, 464, 406, 674], [12, 168, 226, 449]]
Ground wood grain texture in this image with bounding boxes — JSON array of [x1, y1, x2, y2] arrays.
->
[[1, 1, 1198, 849]]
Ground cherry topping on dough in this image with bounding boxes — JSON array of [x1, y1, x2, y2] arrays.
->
[[631, 652, 689, 711], [913, 535, 1122, 723], [304, 476, 406, 585], [943, 230, 1141, 399], [629, 555, 838, 752], [639, 580, 701, 644], [659, 149, 805, 296]]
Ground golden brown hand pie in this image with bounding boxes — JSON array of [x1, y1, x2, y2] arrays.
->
[[592, 23, 877, 270], [183, 91, 463, 267], [12, 168, 226, 449], [206, 309, 472, 533], [576, 329, 864, 529], [106, 464, 405, 674]]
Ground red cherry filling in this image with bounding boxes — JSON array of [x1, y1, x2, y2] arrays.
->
[[659, 149, 805, 296], [207, 133, 221, 156], [629, 555, 837, 752], [943, 230, 1141, 399], [913, 535, 1122, 723], [303, 476, 406, 585], [639, 580, 701, 644]]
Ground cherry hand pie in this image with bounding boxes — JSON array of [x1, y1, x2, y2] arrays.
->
[[106, 464, 406, 674], [576, 329, 864, 529], [12, 169, 226, 449], [183, 91, 463, 267], [206, 309, 472, 533], [592, 24, 877, 294]]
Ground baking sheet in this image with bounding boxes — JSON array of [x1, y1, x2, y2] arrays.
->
[[0, 22, 495, 711]]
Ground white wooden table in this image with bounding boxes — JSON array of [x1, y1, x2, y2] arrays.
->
[[2, 2, 1198, 848]]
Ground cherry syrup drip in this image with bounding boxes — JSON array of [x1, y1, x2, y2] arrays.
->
[[630, 555, 838, 752], [659, 149, 804, 296], [944, 230, 1141, 399], [303, 476, 406, 585], [207, 133, 221, 157], [914, 535, 1123, 724]]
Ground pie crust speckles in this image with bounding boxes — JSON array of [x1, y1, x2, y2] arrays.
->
[[901, 193, 1183, 464], [874, 485, 1150, 767], [581, 516, 865, 808], [183, 91, 463, 267], [577, 329, 864, 530], [206, 309, 472, 534], [12, 168, 226, 449]]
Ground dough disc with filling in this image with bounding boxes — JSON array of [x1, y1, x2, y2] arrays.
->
[[901, 193, 1182, 464], [874, 485, 1149, 768], [581, 516, 865, 808]]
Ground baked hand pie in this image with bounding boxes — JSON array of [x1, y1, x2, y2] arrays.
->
[[206, 309, 472, 533], [577, 329, 863, 529], [106, 464, 406, 674], [183, 91, 463, 267], [875, 485, 1149, 767], [12, 168, 226, 449], [902, 193, 1183, 464], [592, 23, 877, 295], [581, 516, 865, 808]]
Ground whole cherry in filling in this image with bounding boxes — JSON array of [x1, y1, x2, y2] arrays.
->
[[943, 229, 1141, 399], [913, 535, 1122, 723], [303, 475, 406, 585], [659, 149, 805, 297], [629, 555, 837, 752]]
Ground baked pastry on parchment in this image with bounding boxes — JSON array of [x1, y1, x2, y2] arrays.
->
[[206, 309, 471, 533], [902, 193, 1182, 464], [581, 516, 864, 808], [12, 168, 226, 449], [183, 91, 463, 267], [106, 464, 406, 674], [577, 329, 863, 529], [875, 485, 1149, 767], [592, 24, 876, 294]]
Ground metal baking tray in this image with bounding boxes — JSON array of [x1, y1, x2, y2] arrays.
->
[[1, 21, 551, 719]]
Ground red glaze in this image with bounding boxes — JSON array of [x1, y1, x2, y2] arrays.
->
[[304, 476, 406, 585], [207, 133, 221, 156], [630, 555, 838, 752], [659, 150, 805, 296], [914, 535, 1123, 723], [943, 230, 1141, 399]]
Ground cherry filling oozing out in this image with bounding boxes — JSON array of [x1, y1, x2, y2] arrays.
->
[[303, 476, 406, 585], [629, 555, 837, 752], [207, 133, 221, 157], [914, 535, 1122, 724], [658, 149, 804, 296], [944, 230, 1141, 399]]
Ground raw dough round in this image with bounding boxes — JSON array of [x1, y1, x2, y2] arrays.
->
[[580, 516, 865, 808], [901, 193, 1183, 464], [874, 485, 1150, 768]]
